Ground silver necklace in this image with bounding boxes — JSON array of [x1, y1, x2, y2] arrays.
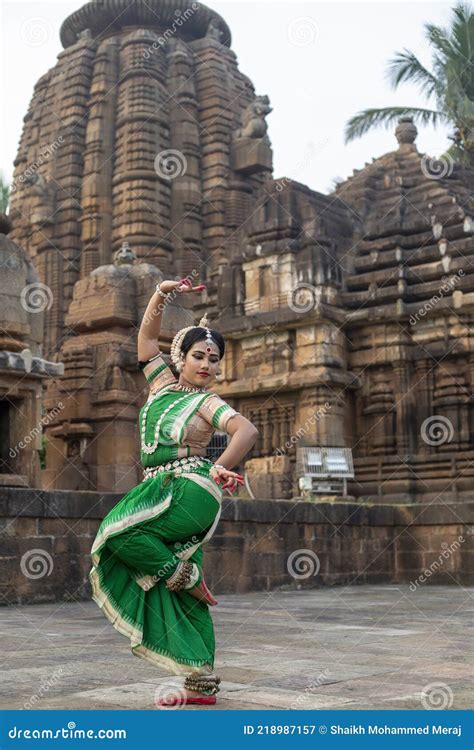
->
[[141, 387, 207, 454]]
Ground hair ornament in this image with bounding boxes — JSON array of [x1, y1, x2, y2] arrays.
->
[[170, 313, 218, 370]]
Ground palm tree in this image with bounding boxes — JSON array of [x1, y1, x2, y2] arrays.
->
[[345, 2, 474, 166], [0, 173, 9, 214]]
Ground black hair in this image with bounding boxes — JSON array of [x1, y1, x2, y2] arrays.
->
[[181, 327, 225, 359]]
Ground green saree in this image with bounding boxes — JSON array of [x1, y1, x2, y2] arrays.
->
[[89, 356, 238, 677]]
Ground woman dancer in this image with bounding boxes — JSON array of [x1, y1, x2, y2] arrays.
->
[[89, 277, 259, 706]]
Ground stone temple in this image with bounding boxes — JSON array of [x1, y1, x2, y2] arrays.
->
[[2, 0, 473, 601]]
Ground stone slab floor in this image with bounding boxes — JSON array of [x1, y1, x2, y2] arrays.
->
[[0, 585, 472, 711]]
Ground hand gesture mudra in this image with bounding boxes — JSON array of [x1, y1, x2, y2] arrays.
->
[[209, 465, 245, 494], [159, 278, 206, 295]]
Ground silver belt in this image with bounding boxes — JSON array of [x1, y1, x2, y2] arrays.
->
[[143, 455, 211, 481]]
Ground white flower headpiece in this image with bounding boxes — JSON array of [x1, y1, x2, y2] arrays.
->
[[170, 313, 218, 372]]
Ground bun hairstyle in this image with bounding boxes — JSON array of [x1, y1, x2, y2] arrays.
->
[[181, 327, 225, 359]]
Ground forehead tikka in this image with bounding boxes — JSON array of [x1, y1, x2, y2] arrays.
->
[[170, 313, 219, 369]]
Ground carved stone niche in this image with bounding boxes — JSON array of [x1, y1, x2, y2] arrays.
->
[[242, 253, 295, 314]]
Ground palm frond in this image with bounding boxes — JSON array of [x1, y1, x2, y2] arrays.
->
[[344, 1, 474, 160], [449, 3, 474, 63], [385, 49, 439, 100], [344, 107, 445, 144], [424, 22, 452, 61]]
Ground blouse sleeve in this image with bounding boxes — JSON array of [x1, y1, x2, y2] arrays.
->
[[197, 393, 239, 432], [140, 352, 177, 393]]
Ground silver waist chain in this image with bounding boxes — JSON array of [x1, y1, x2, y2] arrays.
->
[[142, 455, 212, 481]]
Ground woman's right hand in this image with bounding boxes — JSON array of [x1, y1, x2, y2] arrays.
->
[[209, 465, 245, 494], [159, 278, 206, 295]]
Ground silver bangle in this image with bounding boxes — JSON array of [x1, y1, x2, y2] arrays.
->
[[212, 463, 227, 472]]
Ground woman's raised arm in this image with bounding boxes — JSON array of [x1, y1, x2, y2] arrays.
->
[[137, 278, 206, 362]]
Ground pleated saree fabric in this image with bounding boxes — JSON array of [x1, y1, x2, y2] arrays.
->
[[89, 353, 238, 675]]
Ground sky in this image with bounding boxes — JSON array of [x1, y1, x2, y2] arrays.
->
[[0, 0, 455, 195]]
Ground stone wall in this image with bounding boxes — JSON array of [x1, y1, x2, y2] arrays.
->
[[0, 487, 472, 605]]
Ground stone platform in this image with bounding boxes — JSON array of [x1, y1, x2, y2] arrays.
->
[[0, 585, 471, 710]]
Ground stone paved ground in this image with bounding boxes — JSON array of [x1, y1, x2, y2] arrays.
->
[[0, 585, 472, 710]]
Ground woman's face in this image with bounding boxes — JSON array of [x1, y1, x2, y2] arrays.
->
[[181, 340, 221, 387]]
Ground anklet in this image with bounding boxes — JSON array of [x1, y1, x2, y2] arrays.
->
[[165, 561, 194, 591]]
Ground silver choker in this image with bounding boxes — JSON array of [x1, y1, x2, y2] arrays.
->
[[172, 383, 207, 393]]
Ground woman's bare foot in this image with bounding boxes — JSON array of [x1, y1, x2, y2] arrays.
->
[[187, 578, 218, 606]]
